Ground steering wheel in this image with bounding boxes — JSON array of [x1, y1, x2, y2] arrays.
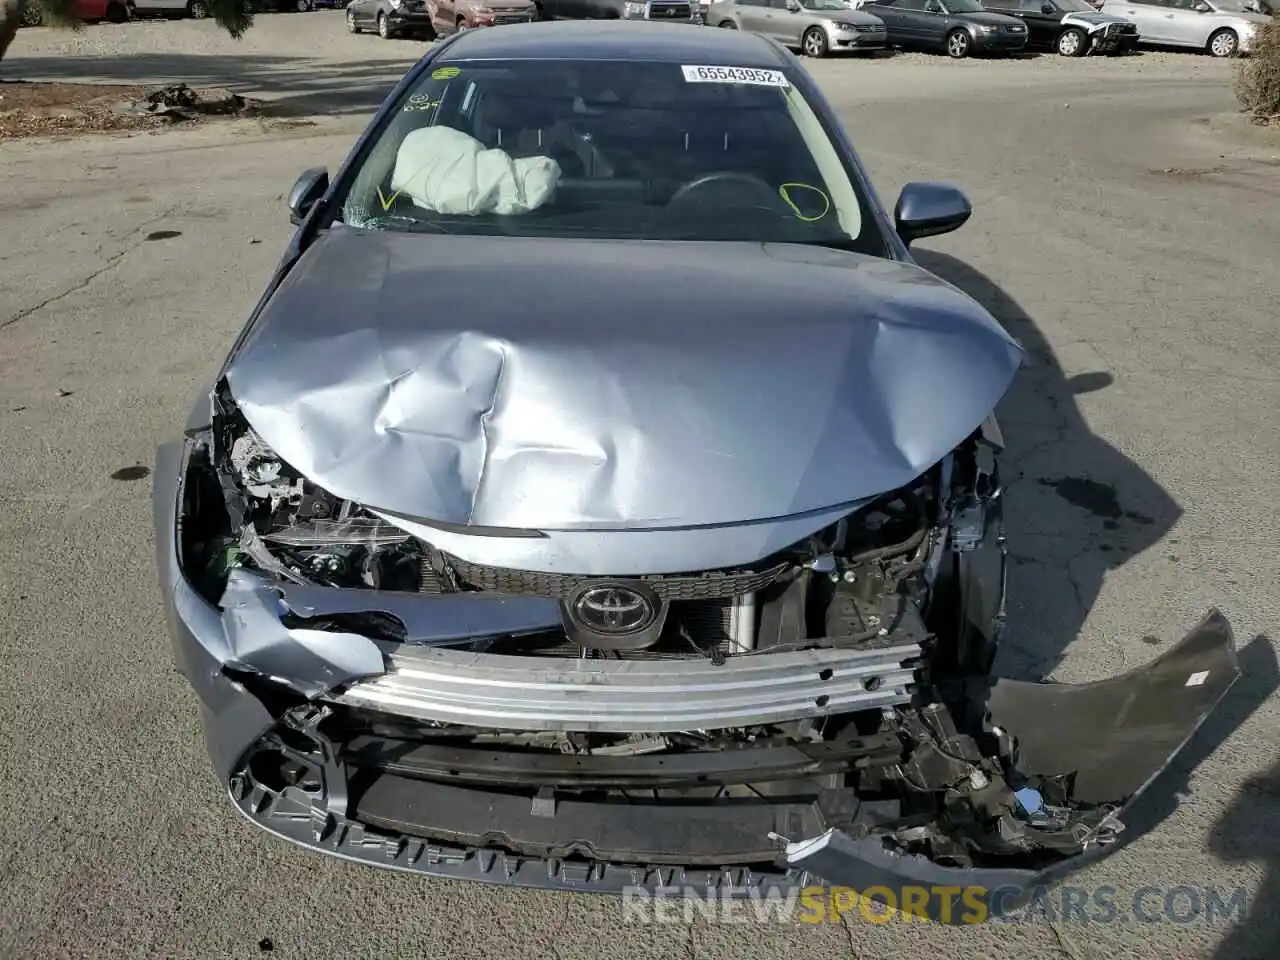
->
[[668, 170, 777, 206]]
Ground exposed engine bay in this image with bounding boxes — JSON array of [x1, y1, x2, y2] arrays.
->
[[162, 379, 1191, 887]]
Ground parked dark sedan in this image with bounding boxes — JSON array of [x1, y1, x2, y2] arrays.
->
[[865, 0, 1029, 55], [346, 0, 434, 37], [154, 19, 1238, 916], [981, 0, 1138, 54]]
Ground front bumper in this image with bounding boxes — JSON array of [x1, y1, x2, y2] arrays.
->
[[971, 30, 1028, 52], [828, 25, 888, 50], [620, 2, 699, 21], [386, 6, 433, 28], [156, 441, 1242, 916], [1089, 25, 1139, 52]]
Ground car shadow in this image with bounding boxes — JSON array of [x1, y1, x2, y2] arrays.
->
[[1209, 739, 1280, 959], [912, 249, 1181, 680]]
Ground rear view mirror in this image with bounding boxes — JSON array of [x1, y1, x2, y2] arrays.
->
[[894, 181, 972, 246], [288, 167, 329, 225]]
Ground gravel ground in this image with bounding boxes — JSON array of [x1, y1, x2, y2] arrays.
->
[[1, 14, 1278, 960]]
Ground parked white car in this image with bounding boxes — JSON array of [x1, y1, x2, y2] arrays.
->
[[1099, 0, 1268, 56]]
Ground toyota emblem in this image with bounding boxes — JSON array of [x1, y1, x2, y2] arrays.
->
[[571, 584, 657, 635]]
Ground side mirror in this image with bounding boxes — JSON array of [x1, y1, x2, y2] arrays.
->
[[786, 0, 801, 10], [893, 181, 972, 246], [288, 166, 329, 225], [1041, 2, 1054, 12]]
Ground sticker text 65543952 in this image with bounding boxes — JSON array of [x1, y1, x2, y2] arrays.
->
[[680, 65, 790, 88]]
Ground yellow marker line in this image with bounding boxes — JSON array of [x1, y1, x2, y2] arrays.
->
[[376, 185, 401, 212], [778, 182, 831, 223]]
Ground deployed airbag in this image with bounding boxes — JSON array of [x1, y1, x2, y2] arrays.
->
[[390, 126, 561, 216]]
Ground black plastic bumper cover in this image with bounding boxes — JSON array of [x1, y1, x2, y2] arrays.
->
[[784, 609, 1239, 921]]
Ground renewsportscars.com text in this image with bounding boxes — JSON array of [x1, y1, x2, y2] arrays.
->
[[620, 884, 1250, 926]]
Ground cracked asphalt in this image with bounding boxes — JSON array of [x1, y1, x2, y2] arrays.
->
[[2, 15, 1279, 960]]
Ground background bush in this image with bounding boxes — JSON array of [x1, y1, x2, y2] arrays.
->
[[1236, 19, 1280, 121]]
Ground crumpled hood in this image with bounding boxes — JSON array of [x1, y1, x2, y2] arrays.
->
[[225, 228, 1022, 532]]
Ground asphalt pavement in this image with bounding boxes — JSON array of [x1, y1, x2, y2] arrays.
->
[[1, 16, 1278, 960]]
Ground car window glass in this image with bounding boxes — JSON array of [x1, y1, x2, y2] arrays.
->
[[340, 60, 883, 254], [1019, 0, 1047, 10], [895, 0, 926, 10]]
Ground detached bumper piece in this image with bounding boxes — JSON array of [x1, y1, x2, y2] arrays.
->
[[782, 610, 1239, 922]]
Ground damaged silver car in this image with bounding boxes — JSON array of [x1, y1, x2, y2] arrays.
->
[[154, 21, 1240, 919]]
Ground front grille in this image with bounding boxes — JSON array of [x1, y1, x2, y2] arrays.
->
[[500, 598, 735, 659], [855, 23, 882, 31], [442, 555, 788, 602]]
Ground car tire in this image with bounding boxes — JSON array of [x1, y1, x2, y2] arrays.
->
[[347, 6, 360, 29], [1056, 26, 1086, 56], [188, 0, 209, 16], [377, 10, 392, 35], [296, 0, 311, 9], [718, 17, 737, 26], [104, 1, 129, 21], [946, 27, 971, 58], [456, 14, 469, 28], [1207, 27, 1237, 57], [802, 26, 829, 57]]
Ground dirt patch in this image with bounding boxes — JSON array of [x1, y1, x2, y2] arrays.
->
[[0, 81, 267, 140]]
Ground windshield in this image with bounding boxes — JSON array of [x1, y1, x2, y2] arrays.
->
[[339, 59, 882, 254], [801, 0, 851, 9], [944, 0, 985, 11]]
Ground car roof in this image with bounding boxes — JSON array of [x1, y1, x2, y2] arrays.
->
[[435, 20, 792, 69]]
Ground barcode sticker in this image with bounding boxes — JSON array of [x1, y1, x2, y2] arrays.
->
[[681, 65, 790, 88]]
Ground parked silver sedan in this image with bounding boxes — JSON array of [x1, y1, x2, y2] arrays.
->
[[1099, 0, 1268, 55], [707, 0, 889, 56]]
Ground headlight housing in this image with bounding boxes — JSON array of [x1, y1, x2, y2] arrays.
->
[[623, 0, 647, 14]]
